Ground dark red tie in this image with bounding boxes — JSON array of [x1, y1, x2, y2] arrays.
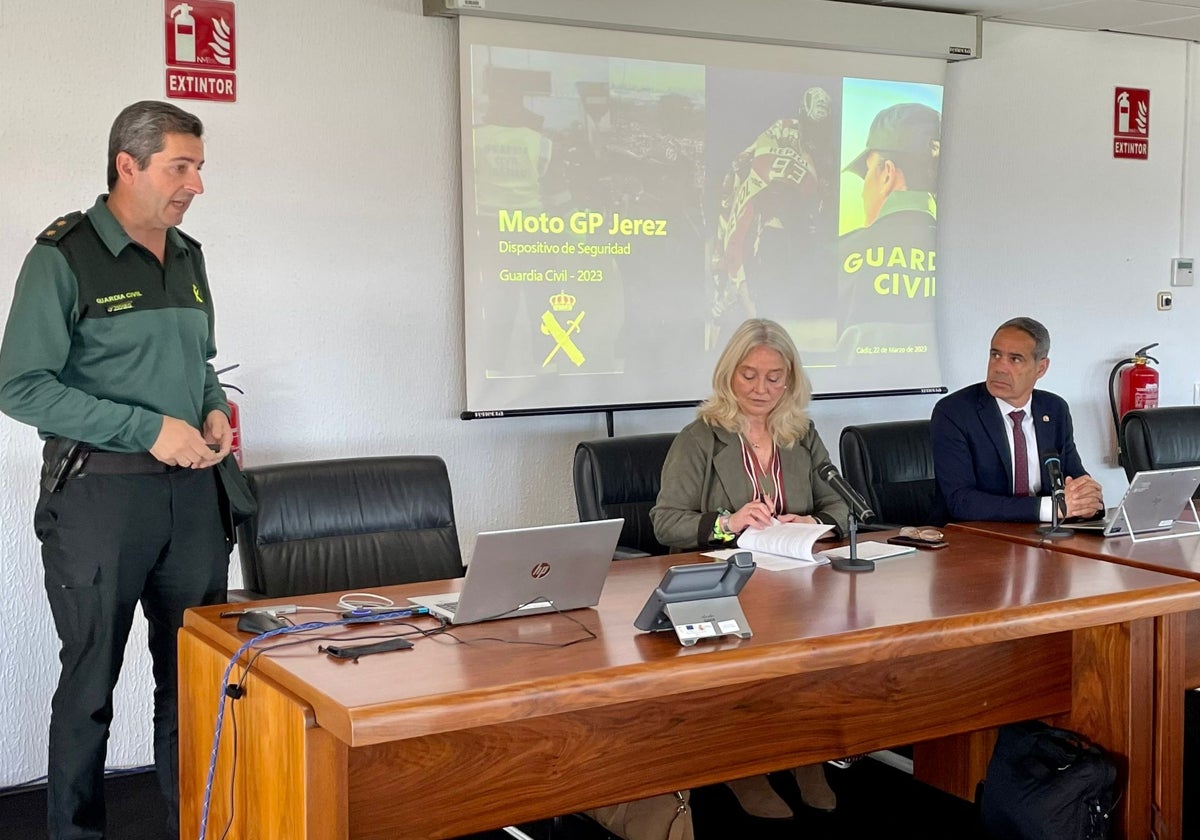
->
[[1009, 410, 1028, 496]]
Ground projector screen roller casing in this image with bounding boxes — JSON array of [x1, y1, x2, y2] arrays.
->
[[426, 0, 982, 62]]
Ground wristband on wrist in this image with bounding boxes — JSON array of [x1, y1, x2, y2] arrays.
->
[[712, 509, 735, 542]]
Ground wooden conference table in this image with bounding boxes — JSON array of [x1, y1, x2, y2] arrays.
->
[[950, 519, 1200, 840], [178, 529, 1200, 840], [949, 518, 1200, 677]]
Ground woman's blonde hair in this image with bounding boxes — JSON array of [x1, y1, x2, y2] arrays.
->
[[697, 318, 812, 446]]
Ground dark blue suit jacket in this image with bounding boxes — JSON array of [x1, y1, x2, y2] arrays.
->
[[930, 382, 1088, 523]]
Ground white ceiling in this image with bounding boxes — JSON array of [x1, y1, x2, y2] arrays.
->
[[837, 0, 1200, 41]]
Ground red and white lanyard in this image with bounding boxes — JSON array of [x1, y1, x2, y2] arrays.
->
[[738, 435, 786, 516]]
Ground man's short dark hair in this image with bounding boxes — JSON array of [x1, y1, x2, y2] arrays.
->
[[997, 317, 1050, 360], [107, 101, 203, 189]]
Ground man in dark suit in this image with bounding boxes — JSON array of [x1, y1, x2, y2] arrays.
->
[[931, 317, 1104, 522]]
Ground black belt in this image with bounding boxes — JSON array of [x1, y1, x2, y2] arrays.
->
[[82, 451, 182, 475], [42, 440, 180, 476]]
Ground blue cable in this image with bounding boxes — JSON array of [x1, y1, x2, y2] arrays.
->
[[196, 611, 423, 840], [198, 620, 327, 840]]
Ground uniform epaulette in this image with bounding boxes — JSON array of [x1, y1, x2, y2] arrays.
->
[[36, 211, 84, 245], [176, 228, 203, 250]]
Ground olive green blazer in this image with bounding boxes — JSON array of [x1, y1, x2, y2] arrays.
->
[[650, 419, 849, 550]]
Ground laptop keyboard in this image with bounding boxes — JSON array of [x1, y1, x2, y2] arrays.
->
[[436, 601, 460, 613]]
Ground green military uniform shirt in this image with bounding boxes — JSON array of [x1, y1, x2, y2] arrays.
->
[[0, 195, 228, 452]]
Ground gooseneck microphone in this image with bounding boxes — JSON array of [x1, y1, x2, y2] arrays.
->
[[1042, 451, 1068, 519], [817, 460, 875, 572], [817, 461, 875, 523], [1037, 450, 1072, 539]]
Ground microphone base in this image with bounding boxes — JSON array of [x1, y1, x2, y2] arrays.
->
[[831, 556, 876, 573], [1036, 524, 1074, 540]]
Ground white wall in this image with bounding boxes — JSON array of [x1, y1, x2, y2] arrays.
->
[[939, 24, 1193, 480], [0, 2, 1195, 783]]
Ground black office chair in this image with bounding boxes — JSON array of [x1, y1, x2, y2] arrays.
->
[[234, 458, 574, 839], [839, 420, 938, 527], [1120, 407, 1200, 483], [1123, 406, 1200, 833], [235, 455, 463, 600], [573, 433, 675, 558]]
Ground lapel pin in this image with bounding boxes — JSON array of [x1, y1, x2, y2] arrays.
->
[[1042, 415, 1049, 422]]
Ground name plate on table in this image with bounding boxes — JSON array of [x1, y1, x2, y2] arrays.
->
[[664, 595, 752, 646]]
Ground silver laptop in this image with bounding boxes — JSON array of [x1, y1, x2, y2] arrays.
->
[[408, 519, 624, 624], [1069, 466, 1200, 537]]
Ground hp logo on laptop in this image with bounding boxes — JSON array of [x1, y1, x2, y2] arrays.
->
[[530, 562, 551, 579]]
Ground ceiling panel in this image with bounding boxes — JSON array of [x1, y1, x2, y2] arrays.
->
[[1143, 0, 1200, 9], [1000, 0, 1198, 27], [830, 0, 1200, 39], [1122, 15, 1200, 35]]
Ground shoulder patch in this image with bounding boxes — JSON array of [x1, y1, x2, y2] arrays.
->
[[36, 211, 84, 245], [176, 228, 203, 251]]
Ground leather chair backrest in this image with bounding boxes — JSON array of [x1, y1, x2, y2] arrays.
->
[[1121, 407, 1200, 482], [236, 455, 463, 598], [839, 420, 937, 527], [573, 433, 675, 558]]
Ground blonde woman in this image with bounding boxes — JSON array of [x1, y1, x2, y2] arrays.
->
[[650, 318, 846, 817]]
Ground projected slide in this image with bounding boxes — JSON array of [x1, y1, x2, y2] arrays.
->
[[461, 20, 945, 415]]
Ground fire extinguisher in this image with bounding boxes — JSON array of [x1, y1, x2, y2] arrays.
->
[[215, 364, 244, 467], [1108, 343, 1159, 465]]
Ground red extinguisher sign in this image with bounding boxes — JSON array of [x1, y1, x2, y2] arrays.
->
[[165, 0, 237, 103], [1113, 87, 1149, 160]]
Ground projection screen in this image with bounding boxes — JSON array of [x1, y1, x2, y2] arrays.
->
[[459, 17, 946, 417]]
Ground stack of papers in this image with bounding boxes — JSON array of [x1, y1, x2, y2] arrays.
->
[[707, 521, 833, 571]]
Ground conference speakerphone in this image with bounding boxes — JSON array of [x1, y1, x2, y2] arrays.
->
[[635, 553, 756, 646]]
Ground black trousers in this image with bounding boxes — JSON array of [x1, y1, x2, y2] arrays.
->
[[34, 468, 229, 840]]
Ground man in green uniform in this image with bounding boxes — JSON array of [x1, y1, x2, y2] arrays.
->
[[836, 102, 941, 369], [0, 101, 232, 840]]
